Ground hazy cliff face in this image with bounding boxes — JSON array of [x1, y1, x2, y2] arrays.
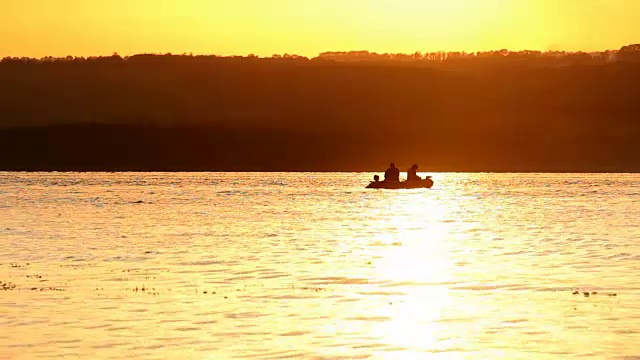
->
[[1, 55, 639, 171], [1, 55, 640, 130]]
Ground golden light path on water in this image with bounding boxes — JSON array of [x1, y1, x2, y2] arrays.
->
[[370, 197, 454, 355], [0, 172, 639, 359]]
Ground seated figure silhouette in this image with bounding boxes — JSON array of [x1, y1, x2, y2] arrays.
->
[[384, 163, 400, 182], [407, 164, 422, 181]]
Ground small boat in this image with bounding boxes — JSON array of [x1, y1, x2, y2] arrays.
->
[[366, 177, 434, 189]]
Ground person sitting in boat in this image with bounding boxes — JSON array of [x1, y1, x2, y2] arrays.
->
[[373, 175, 380, 182], [407, 164, 422, 181], [384, 163, 400, 182]]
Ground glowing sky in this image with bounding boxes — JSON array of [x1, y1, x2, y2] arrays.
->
[[1, 0, 638, 58]]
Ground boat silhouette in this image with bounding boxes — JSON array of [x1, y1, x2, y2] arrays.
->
[[366, 177, 434, 189]]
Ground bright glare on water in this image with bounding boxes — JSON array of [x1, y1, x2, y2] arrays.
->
[[1, 172, 639, 359]]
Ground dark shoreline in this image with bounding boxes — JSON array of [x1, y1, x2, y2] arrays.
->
[[1, 123, 639, 173], [1, 170, 639, 174]]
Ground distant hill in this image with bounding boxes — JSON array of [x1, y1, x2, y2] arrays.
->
[[1, 46, 640, 172]]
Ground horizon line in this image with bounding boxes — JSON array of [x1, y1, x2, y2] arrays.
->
[[2, 44, 638, 61]]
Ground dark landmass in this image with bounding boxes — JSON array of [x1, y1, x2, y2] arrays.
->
[[1, 122, 637, 172], [1, 45, 640, 172]]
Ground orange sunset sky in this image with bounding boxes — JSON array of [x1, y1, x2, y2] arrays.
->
[[1, 0, 638, 58]]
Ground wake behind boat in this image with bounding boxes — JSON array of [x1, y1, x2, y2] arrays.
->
[[366, 177, 434, 189]]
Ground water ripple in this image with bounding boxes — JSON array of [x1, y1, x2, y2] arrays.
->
[[0, 172, 639, 359]]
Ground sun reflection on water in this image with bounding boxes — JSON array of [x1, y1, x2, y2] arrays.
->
[[370, 190, 455, 282], [359, 189, 466, 353]]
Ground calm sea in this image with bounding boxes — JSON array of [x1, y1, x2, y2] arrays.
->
[[1, 172, 639, 359]]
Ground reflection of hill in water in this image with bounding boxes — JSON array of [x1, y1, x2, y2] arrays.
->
[[1, 48, 639, 171]]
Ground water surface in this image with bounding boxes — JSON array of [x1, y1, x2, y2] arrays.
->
[[1, 172, 639, 359]]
